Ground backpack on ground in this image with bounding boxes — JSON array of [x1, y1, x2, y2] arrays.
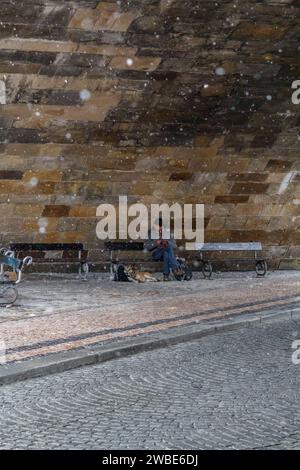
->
[[112, 263, 130, 282]]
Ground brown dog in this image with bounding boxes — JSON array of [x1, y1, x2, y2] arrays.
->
[[124, 265, 158, 283]]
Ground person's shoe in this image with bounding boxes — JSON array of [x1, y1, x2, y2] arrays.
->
[[163, 274, 171, 281]]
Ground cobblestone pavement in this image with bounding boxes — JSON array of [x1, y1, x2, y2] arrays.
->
[[0, 317, 299, 449], [0, 271, 300, 363]]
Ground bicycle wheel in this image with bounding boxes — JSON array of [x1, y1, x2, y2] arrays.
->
[[173, 270, 185, 281], [0, 285, 18, 306], [184, 269, 193, 281], [256, 260, 267, 277], [173, 258, 186, 281]]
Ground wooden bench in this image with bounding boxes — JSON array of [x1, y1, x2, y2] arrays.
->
[[0, 248, 33, 306], [105, 241, 145, 276], [105, 241, 193, 281], [9, 243, 89, 280], [196, 242, 267, 279]]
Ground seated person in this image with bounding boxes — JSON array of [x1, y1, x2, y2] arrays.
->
[[144, 218, 183, 281]]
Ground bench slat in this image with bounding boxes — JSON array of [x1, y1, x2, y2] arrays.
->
[[10, 243, 84, 251], [196, 242, 262, 251], [105, 242, 144, 251]]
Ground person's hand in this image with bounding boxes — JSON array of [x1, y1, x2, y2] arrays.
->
[[156, 240, 169, 247]]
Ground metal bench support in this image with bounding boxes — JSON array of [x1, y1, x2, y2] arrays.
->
[[195, 242, 267, 279]]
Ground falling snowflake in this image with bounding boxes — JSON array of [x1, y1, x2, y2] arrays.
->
[[27, 177, 39, 188], [38, 218, 48, 234], [79, 89, 91, 101], [215, 67, 226, 76], [126, 58, 134, 66]]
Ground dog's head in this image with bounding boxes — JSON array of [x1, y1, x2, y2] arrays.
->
[[124, 264, 137, 278]]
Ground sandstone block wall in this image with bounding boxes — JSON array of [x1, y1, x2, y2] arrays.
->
[[0, 0, 299, 270]]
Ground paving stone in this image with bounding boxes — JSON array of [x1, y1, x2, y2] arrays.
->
[[0, 316, 299, 449], [0, 270, 299, 364]]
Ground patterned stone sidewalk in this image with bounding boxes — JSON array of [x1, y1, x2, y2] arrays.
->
[[1, 317, 299, 450], [0, 271, 299, 363]]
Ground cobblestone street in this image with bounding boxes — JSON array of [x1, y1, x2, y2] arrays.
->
[[0, 271, 300, 363], [0, 316, 299, 450]]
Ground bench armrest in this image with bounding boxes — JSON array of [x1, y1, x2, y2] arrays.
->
[[15, 256, 33, 284]]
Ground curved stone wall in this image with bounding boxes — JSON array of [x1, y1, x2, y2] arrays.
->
[[0, 0, 299, 269]]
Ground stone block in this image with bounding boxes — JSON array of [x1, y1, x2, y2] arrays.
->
[[12, 95, 121, 127], [232, 22, 287, 40], [201, 84, 225, 97], [0, 203, 14, 217], [0, 170, 23, 180], [23, 218, 59, 233], [244, 216, 269, 230], [0, 181, 22, 194], [0, 38, 76, 53], [42, 205, 70, 217], [58, 231, 93, 243], [22, 170, 62, 182], [68, 4, 138, 32], [230, 183, 270, 195], [1, 217, 24, 232], [169, 172, 193, 181], [206, 217, 226, 230], [215, 195, 249, 204], [224, 216, 248, 230], [57, 218, 78, 232], [76, 218, 98, 233], [69, 206, 97, 217], [227, 173, 268, 182], [265, 160, 293, 172], [27, 182, 56, 195], [14, 204, 44, 217], [32, 232, 61, 244], [109, 56, 161, 72]]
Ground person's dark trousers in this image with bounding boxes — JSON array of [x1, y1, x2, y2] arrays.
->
[[152, 244, 179, 275]]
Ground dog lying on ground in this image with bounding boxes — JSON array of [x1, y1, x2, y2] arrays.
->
[[124, 265, 158, 283]]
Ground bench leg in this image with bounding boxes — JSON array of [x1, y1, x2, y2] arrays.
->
[[79, 262, 89, 281], [110, 250, 114, 277], [78, 250, 89, 281], [0, 262, 4, 280]]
